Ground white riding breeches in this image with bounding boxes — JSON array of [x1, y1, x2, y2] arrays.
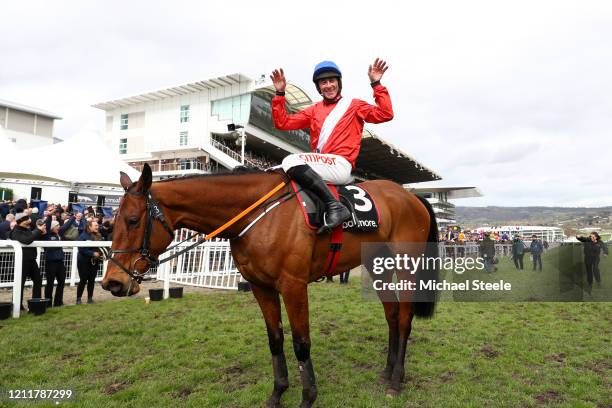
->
[[282, 153, 353, 185]]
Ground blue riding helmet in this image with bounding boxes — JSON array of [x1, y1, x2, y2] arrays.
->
[[313, 61, 342, 94]]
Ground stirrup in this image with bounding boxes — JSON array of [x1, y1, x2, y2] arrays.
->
[[317, 212, 348, 235]]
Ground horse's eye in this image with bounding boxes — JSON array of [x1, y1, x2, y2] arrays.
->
[[128, 217, 139, 227]]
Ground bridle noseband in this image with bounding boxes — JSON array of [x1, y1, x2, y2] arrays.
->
[[107, 190, 175, 290]]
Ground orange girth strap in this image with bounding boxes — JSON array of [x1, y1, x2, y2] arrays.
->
[[204, 181, 287, 241]]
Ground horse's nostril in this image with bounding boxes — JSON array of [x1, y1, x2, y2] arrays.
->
[[108, 280, 123, 295]]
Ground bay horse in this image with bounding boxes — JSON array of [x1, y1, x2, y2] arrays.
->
[[101, 163, 438, 408]]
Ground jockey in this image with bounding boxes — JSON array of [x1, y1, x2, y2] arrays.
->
[[270, 58, 394, 234]]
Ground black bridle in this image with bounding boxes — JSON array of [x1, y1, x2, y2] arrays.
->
[[106, 190, 175, 289]]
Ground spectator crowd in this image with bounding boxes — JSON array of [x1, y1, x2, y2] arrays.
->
[[0, 198, 114, 309]]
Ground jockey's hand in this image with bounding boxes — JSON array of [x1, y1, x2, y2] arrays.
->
[[270, 68, 287, 93], [368, 58, 389, 83]]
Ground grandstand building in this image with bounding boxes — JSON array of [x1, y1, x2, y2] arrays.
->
[[0, 98, 61, 149], [407, 185, 482, 228], [93, 74, 441, 184]]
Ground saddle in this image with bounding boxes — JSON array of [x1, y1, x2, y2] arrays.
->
[[290, 181, 380, 232]]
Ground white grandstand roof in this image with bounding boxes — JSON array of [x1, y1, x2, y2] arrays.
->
[[408, 185, 482, 199], [92, 73, 252, 110], [0, 98, 62, 119]]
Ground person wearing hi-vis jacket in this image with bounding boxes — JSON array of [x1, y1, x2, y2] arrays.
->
[[270, 58, 394, 234]]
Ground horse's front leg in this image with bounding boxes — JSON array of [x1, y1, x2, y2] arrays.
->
[[251, 283, 289, 408], [281, 281, 317, 408]]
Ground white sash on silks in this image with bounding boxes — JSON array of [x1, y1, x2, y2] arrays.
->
[[316, 97, 352, 152]]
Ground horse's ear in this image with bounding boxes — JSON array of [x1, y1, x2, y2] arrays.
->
[[140, 163, 153, 192], [119, 172, 132, 191]]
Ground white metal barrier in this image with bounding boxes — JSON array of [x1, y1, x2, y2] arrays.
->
[[0, 231, 243, 319], [155, 235, 242, 290]]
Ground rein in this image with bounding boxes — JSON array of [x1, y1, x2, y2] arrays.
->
[[107, 180, 288, 292]]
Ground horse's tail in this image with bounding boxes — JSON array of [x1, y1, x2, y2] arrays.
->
[[414, 195, 439, 318]]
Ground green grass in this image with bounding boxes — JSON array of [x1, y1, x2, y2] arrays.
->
[[0, 279, 611, 407], [446, 246, 612, 302]]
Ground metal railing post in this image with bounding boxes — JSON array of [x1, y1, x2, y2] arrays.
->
[[70, 247, 79, 286], [7, 241, 23, 319]]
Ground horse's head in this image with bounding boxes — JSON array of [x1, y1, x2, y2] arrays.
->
[[101, 164, 175, 297]]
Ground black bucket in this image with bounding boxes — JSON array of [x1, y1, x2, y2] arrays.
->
[[169, 287, 183, 299], [238, 281, 251, 292], [28, 298, 50, 316], [0, 302, 12, 320], [149, 288, 164, 301]]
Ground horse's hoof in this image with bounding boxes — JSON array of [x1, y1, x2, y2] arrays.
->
[[386, 388, 400, 398], [264, 402, 281, 408]]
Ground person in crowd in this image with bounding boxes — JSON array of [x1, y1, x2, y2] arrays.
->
[[479, 233, 496, 273], [29, 207, 40, 226], [76, 220, 103, 304], [62, 212, 81, 241], [12, 198, 28, 215], [270, 58, 393, 234], [0, 201, 9, 219], [512, 234, 526, 270], [530, 234, 544, 271], [9, 212, 45, 309], [41, 214, 76, 307], [457, 230, 466, 257], [576, 232, 609, 289], [0, 213, 15, 239]]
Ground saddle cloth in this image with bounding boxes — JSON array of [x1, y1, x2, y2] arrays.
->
[[290, 181, 380, 232]]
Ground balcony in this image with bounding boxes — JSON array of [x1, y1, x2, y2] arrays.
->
[[129, 159, 214, 177]]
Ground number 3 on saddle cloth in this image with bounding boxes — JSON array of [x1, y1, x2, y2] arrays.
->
[[290, 181, 380, 232], [290, 180, 381, 277]]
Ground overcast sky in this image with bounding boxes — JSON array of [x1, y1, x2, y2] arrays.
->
[[1, 0, 611, 206]]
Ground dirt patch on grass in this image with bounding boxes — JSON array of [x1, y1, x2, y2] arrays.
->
[[583, 359, 612, 375], [60, 351, 81, 361], [534, 390, 564, 405], [169, 387, 192, 400], [480, 345, 500, 359], [545, 353, 566, 364], [352, 360, 376, 370], [103, 381, 130, 395], [219, 364, 257, 391], [318, 322, 338, 337], [439, 371, 455, 383]]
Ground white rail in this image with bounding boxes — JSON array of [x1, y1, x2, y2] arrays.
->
[[0, 232, 243, 319]]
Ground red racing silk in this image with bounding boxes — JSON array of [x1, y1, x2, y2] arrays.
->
[[272, 85, 394, 168]]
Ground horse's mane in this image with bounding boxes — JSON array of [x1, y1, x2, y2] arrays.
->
[[155, 167, 277, 183]]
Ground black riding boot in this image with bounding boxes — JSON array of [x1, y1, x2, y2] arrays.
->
[[287, 165, 351, 234]]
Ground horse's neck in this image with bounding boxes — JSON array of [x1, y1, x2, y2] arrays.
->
[[150, 172, 284, 237]]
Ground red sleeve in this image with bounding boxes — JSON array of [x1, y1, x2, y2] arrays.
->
[[272, 96, 313, 130], [356, 85, 394, 123]]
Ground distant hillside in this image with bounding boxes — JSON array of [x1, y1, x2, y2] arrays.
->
[[455, 206, 612, 231]]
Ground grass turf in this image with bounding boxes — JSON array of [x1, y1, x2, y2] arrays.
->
[[0, 276, 610, 407]]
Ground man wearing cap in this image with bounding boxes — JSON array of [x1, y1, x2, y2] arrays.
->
[[270, 58, 393, 234], [9, 212, 45, 309]]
